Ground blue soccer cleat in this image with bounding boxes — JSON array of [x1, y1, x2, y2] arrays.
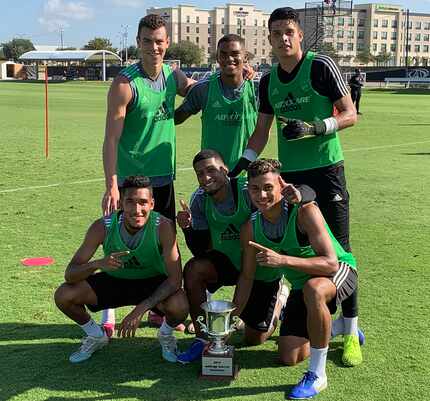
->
[[288, 371, 327, 399], [177, 338, 206, 364]]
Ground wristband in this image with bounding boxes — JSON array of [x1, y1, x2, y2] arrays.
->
[[242, 148, 257, 162], [322, 117, 338, 135]]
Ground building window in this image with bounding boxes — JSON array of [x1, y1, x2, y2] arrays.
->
[[357, 43, 364, 51], [348, 17, 354, 26], [425, 22, 430, 30], [408, 33, 412, 41], [381, 43, 387, 52], [416, 22, 422, 30], [237, 18, 241, 25], [416, 34, 421, 41], [391, 20, 397, 28], [262, 48, 265, 55], [382, 19, 388, 28], [358, 30, 365, 39], [381, 31, 387, 40], [186, 36, 190, 41], [208, 27, 211, 34], [186, 26, 190, 33], [408, 21, 412, 29], [406, 44, 411, 52], [373, 31, 378, 39], [196, 37, 199, 44], [221, 28, 225, 34], [358, 19, 365, 27], [424, 34, 429, 41], [373, 43, 378, 52], [254, 48, 257, 55], [262, 39, 266, 45], [337, 30, 344, 38], [237, 28, 241, 35], [337, 42, 344, 51], [196, 16, 199, 23], [254, 38, 257, 45], [255, 29, 258, 36], [348, 30, 354, 39], [221, 17, 224, 25], [391, 32, 397, 40], [373, 19, 378, 27], [415, 45, 420, 52], [254, 19, 258, 26], [186, 16, 190, 23], [263, 29, 266, 35], [208, 17, 212, 24], [338, 17, 344, 26], [263, 20, 266, 27], [390, 44, 396, 52], [208, 37, 211, 44], [424, 45, 429, 52], [347, 43, 354, 51], [196, 27, 199, 33]]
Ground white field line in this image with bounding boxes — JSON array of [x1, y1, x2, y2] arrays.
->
[[1, 140, 430, 194]]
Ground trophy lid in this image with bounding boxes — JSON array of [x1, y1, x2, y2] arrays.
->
[[200, 300, 236, 313]]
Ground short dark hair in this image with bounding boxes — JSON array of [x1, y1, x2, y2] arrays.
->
[[268, 7, 301, 31], [217, 34, 245, 49], [192, 149, 226, 166], [247, 159, 282, 180], [120, 175, 153, 195], [137, 14, 167, 37]]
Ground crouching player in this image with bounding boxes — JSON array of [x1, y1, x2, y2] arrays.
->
[[242, 159, 358, 399], [54, 176, 188, 363]]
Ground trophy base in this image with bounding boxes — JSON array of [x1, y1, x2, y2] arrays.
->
[[200, 345, 239, 380]]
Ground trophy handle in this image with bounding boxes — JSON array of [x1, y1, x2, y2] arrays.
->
[[229, 315, 241, 333], [196, 315, 208, 334]]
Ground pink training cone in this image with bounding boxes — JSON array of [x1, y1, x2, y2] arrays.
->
[[21, 257, 55, 267]]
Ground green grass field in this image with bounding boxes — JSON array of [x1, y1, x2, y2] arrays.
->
[[0, 81, 429, 401]]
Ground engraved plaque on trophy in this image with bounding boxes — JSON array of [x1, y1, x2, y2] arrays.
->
[[197, 300, 240, 380]]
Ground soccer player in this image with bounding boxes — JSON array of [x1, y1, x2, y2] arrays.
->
[[54, 176, 188, 364], [174, 34, 257, 171], [243, 159, 358, 399], [349, 69, 364, 115], [175, 149, 314, 363], [230, 7, 363, 366], [101, 14, 194, 331]]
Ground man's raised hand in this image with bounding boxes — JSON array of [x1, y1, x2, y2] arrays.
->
[[99, 251, 130, 272], [176, 199, 192, 229], [102, 186, 120, 216], [279, 177, 302, 204]]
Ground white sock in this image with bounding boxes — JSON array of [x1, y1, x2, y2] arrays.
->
[[159, 320, 174, 336], [100, 309, 115, 325], [309, 346, 328, 379], [331, 315, 345, 338], [343, 317, 358, 336], [80, 319, 104, 337]]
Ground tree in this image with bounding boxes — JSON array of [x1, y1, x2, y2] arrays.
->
[[318, 42, 341, 63], [165, 41, 203, 66], [355, 48, 374, 65], [83, 37, 116, 53], [119, 45, 139, 62], [374, 51, 391, 66], [1, 38, 35, 61]]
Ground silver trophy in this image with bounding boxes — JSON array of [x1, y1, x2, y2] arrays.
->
[[197, 300, 240, 378]]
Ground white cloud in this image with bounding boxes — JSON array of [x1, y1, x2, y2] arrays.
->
[[39, 0, 93, 32], [109, 0, 145, 8]]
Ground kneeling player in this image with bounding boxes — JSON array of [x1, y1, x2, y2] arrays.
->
[[243, 159, 359, 399], [54, 176, 188, 363], [176, 149, 314, 363]]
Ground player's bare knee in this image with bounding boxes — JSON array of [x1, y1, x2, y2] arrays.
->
[[164, 290, 188, 319], [184, 258, 211, 289], [54, 283, 74, 307], [303, 278, 326, 305]]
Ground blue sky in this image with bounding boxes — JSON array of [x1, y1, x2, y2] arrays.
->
[[1, 0, 430, 49]]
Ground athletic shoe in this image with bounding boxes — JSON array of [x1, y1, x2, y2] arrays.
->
[[157, 331, 179, 363], [358, 328, 365, 346], [69, 332, 109, 363], [177, 338, 206, 364], [102, 323, 115, 338], [342, 334, 363, 367], [288, 371, 327, 399]]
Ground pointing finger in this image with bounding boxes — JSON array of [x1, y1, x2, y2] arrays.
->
[[248, 241, 271, 252], [111, 251, 130, 258]]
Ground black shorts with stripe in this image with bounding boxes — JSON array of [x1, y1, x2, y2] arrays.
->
[[85, 272, 167, 314], [280, 262, 357, 339], [195, 250, 283, 333]]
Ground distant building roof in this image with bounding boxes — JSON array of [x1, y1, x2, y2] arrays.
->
[[34, 45, 58, 52], [19, 50, 121, 62]]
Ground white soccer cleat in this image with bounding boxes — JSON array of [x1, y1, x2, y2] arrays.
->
[[69, 332, 109, 364], [157, 331, 179, 363]]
